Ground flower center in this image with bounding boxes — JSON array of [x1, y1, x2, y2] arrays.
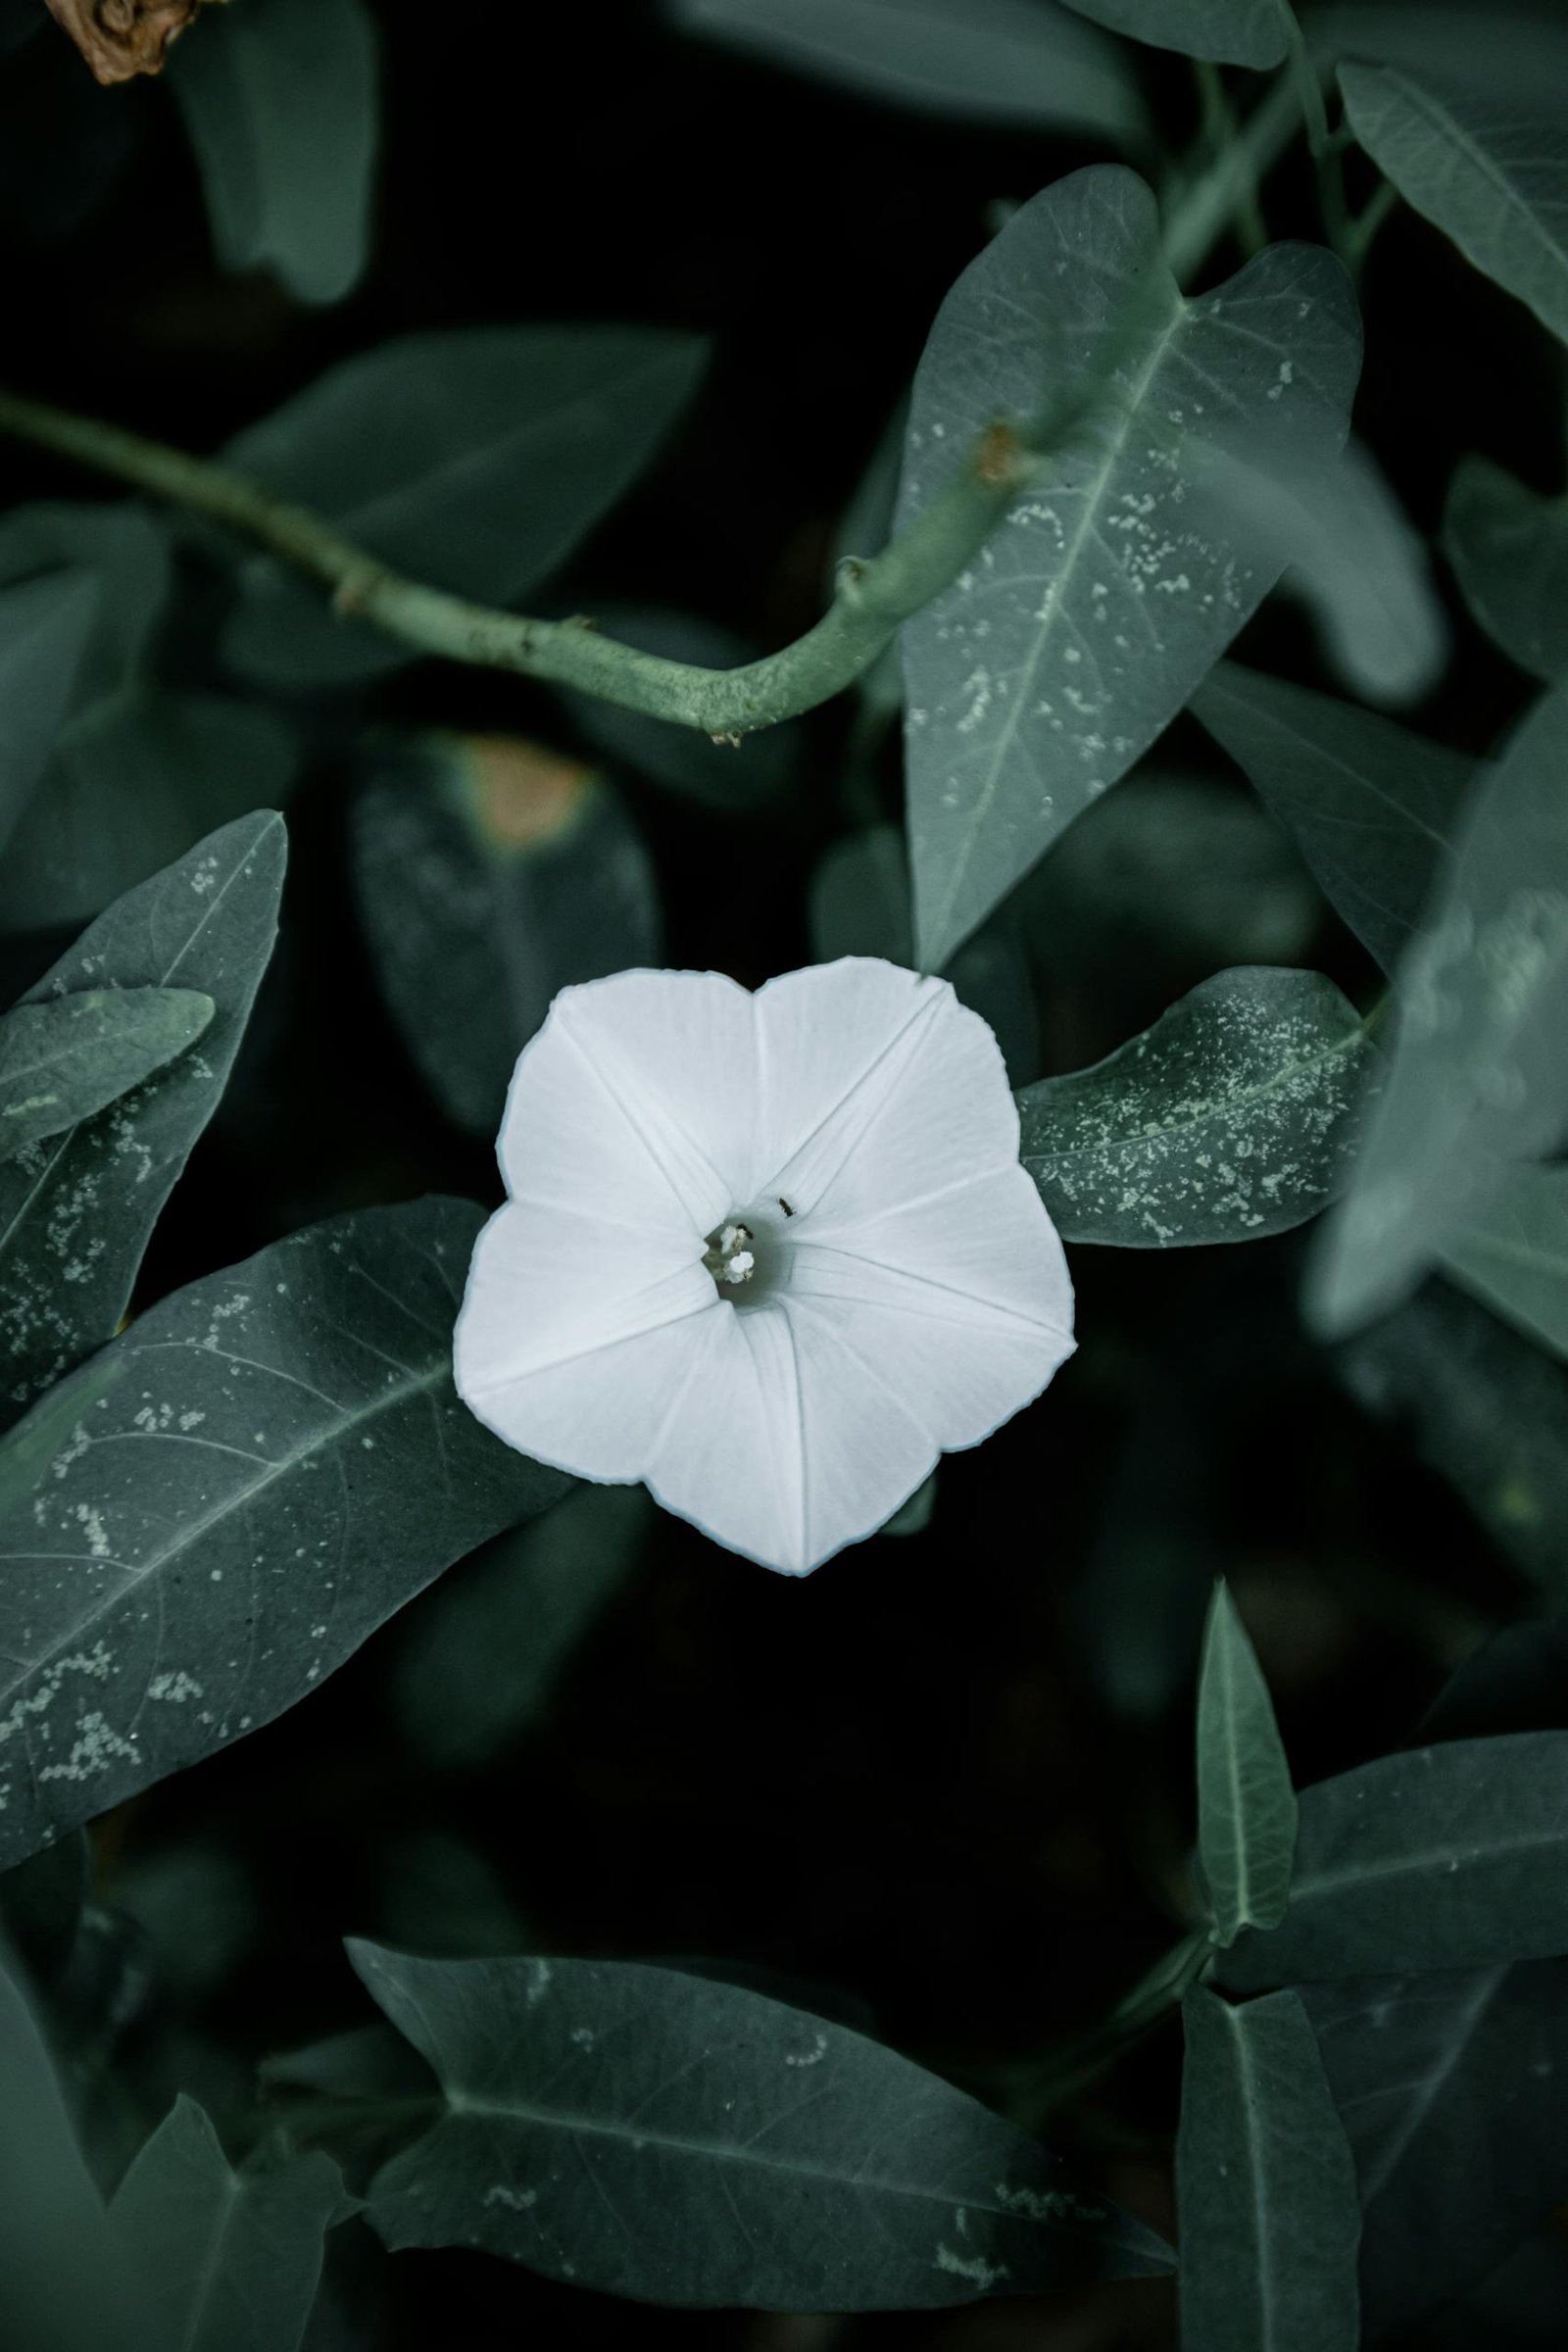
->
[[703, 1203, 795, 1303], [703, 1220, 756, 1289]]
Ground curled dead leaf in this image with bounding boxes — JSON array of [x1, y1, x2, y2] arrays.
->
[[44, 0, 226, 84]]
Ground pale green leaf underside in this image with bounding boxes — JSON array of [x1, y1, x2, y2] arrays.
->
[[0, 989, 214, 1160], [1340, 62, 1568, 349], [1177, 1985, 1361, 2352], [1018, 965, 1372, 1247], [1196, 1582, 1298, 1946], [1056, 0, 1289, 71], [0, 1196, 570, 1870], [899, 165, 1359, 968], [1310, 676, 1568, 1337], [1444, 453, 1568, 680], [352, 1942, 1172, 2309]]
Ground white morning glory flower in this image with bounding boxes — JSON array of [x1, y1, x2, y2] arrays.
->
[[454, 957, 1074, 1575]]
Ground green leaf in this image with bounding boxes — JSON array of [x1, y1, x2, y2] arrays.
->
[[1197, 1581, 1298, 1947], [1444, 453, 1568, 680], [1340, 63, 1568, 348], [900, 166, 1360, 967], [1309, 4, 1568, 114], [1055, 0, 1289, 68], [391, 1483, 648, 1770], [0, 813, 286, 1422], [0, 1195, 571, 1869], [1018, 966, 1373, 1248], [667, 0, 1150, 142], [1220, 1731, 1568, 1986], [1176, 1984, 1361, 2352], [0, 988, 214, 1159], [169, 0, 379, 307], [350, 1941, 1173, 2308], [221, 327, 710, 688], [0, 571, 98, 858], [1310, 677, 1568, 1337], [0, 1940, 159, 2352], [1442, 1160, 1568, 1362], [351, 733, 662, 1136], [110, 2094, 352, 2352], [1192, 662, 1473, 978], [0, 687, 299, 932], [1307, 1955, 1568, 2336], [1339, 1278, 1568, 1603]]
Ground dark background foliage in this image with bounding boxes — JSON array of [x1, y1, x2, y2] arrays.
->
[[1, 1, 1565, 2344]]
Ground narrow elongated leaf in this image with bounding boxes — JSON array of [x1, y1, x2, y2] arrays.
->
[[352, 733, 662, 1136], [0, 1196, 571, 1869], [0, 1942, 158, 2352], [111, 2094, 351, 2352], [1221, 1732, 1568, 1986], [351, 1942, 1173, 2309], [0, 813, 286, 1421], [1197, 1582, 1298, 1946], [1177, 1985, 1360, 2352], [1442, 1160, 1568, 1362], [1192, 661, 1473, 977], [1056, 0, 1289, 68], [1018, 966, 1372, 1247], [900, 167, 1360, 967], [1307, 1955, 1568, 2336], [0, 571, 98, 856], [0, 686, 299, 931], [169, 0, 379, 306], [1311, 677, 1568, 1336], [1340, 64, 1568, 348], [391, 1483, 649, 1770], [221, 328, 710, 688], [1263, 436, 1449, 708], [1339, 1278, 1568, 1602], [0, 988, 214, 1159], [1444, 453, 1568, 680], [666, 0, 1148, 140]]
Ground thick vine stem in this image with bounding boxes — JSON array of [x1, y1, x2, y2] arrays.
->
[[0, 385, 1059, 740]]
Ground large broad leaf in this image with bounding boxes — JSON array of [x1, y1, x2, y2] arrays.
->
[[0, 687, 299, 932], [0, 1941, 159, 2352], [899, 167, 1360, 968], [1196, 1581, 1298, 1947], [0, 813, 286, 1422], [1339, 64, 1568, 349], [1310, 677, 1568, 1337], [221, 327, 710, 688], [0, 1196, 571, 1869], [1018, 966, 1373, 1247], [0, 988, 214, 1159], [665, 0, 1148, 141], [1306, 1955, 1568, 2337], [391, 1483, 649, 1770], [169, 0, 379, 307], [0, 570, 98, 858], [350, 1942, 1173, 2309], [352, 733, 662, 1136], [1192, 662, 1473, 978], [1442, 1160, 1568, 1363], [1444, 454, 1568, 681], [1176, 1985, 1361, 2352], [1339, 1279, 1568, 1603], [1221, 1732, 1568, 1987], [110, 2094, 351, 2352], [1055, 0, 1289, 68]]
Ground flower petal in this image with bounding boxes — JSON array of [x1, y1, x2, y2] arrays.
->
[[500, 969, 760, 1237], [798, 1164, 1073, 1339]]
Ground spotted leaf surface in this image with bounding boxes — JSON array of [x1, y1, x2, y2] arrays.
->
[[0, 1196, 570, 1869], [0, 989, 214, 1161], [899, 166, 1360, 968], [1018, 965, 1373, 1247], [350, 1942, 1172, 2309], [0, 815, 285, 1425]]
